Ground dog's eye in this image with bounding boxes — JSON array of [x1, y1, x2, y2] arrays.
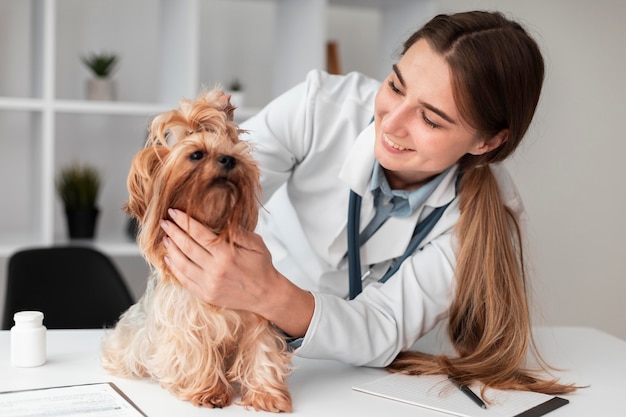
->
[[189, 151, 204, 161]]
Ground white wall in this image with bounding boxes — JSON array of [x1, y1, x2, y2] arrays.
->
[[435, 0, 626, 339]]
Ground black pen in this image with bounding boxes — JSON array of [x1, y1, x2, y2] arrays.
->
[[449, 376, 487, 409]]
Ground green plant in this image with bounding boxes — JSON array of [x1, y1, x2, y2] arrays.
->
[[80, 52, 119, 78], [56, 163, 101, 209]]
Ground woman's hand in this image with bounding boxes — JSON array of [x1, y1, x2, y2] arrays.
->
[[160, 208, 314, 337]]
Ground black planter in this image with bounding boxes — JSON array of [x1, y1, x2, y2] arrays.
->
[[126, 216, 139, 241], [65, 208, 100, 239]]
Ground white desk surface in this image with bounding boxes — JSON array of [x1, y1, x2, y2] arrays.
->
[[0, 326, 624, 416]]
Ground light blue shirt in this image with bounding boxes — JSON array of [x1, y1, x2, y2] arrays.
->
[[359, 163, 450, 244]]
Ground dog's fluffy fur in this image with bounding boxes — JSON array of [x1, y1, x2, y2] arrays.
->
[[101, 90, 293, 412]]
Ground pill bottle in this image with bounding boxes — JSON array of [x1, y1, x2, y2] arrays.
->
[[11, 311, 47, 367]]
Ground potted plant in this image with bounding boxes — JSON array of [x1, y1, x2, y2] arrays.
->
[[81, 51, 119, 101], [56, 162, 102, 239], [226, 78, 245, 108]]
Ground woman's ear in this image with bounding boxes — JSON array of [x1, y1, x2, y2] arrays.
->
[[469, 129, 509, 156]]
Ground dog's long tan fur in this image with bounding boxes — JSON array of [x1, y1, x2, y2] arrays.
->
[[101, 90, 293, 412]]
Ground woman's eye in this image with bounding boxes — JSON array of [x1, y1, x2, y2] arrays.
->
[[387, 80, 401, 94], [422, 112, 439, 129]]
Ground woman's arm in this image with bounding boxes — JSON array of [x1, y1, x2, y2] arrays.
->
[[161, 208, 315, 337], [161, 206, 458, 367]]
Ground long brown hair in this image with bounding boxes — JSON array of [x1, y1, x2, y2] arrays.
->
[[387, 11, 576, 396]]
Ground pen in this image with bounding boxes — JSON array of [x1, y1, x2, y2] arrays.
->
[[449, 376, 487, 409]]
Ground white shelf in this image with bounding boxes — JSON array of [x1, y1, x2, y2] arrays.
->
[[0, 239, 140, 258], [58, 239, 142, 257], [53, 100, 172, 116], [0, 96, 260, 119], [0, 97, 45, 111]]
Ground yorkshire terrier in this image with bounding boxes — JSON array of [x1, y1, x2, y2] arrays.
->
[[101, 90, 293, 412]]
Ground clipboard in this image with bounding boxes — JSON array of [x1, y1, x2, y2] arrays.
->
[[353, 374, 569, 417]]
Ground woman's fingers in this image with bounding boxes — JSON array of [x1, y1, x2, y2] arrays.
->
[[160, 219, 204, 285], [160, 208, 235, 304], [162, 208, 223, 273], [162, 236, 201, 291], [160, 208, 274, 309], [167, 208, 218, 250]]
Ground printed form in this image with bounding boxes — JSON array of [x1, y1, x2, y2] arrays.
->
[[0, 383, 146, 417]]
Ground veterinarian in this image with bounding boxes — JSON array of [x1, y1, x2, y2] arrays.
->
[[162, 11, 574, 394]]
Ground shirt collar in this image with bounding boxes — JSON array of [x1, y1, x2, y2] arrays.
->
[[369, 162, 451, 218]]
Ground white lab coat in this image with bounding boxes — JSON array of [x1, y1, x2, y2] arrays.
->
[[241, 70, 525, 367]]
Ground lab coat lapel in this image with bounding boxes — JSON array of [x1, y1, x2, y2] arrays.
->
[[337, 122, 376, 196], [359, 210, 422, 265], [328, 123, 376, 266]]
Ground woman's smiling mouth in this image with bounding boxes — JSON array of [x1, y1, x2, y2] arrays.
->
[[383, 134, 414, 151]]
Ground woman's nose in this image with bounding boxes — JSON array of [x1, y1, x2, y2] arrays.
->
[[381, 105, 409, 137]]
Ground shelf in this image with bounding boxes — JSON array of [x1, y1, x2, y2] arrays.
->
[[53, 100, 172, 116], [0, 236, 45, 258], [0, 96, 259, 119], [0, 238, 141, 258], [0, 97, 170, 115], [60, 239, 141, 257], [0, 97, 45, 111]]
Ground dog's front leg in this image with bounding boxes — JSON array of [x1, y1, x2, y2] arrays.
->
[[230, 315, 293, 413]]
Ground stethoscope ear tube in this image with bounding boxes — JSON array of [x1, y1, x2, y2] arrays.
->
[[347, 190, 363, 300]]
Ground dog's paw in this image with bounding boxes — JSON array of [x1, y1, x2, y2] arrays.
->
[[239, 390, 293, 413], [190, 389, 234, 409]]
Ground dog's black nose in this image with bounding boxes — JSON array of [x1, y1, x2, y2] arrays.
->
[[218, 155, 236, 171]]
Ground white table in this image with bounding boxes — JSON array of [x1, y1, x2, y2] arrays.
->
[[1, 327, 624, 416]]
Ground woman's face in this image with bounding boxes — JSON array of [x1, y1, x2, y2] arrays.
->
[[374, 39, 494, 190]]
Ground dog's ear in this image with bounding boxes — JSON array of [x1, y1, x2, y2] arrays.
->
[[125, 145, 169, 222]]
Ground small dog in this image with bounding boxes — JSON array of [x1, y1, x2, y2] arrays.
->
[[101, 90, 293, 412]]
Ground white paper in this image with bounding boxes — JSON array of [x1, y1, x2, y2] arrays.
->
[[353, 374, 562, 417], [0, 383, 146, 417]]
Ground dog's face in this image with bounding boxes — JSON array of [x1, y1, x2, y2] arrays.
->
[[126, 90, 260, 279]]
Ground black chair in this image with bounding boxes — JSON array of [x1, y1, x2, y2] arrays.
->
[[2, 246, 134, 330]]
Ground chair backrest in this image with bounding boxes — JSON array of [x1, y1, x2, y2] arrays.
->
[[2, 246, 134, 330]]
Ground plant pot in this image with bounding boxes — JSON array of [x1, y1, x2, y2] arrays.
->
[[86, 78, 117, 101], [126, 216, 139, 241], [65, 208, 100, 239]]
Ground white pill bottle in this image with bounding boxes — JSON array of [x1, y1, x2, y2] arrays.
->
[[11, 311, 47, 367]]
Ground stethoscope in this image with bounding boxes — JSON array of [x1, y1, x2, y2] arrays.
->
[[346, 187, 456, 300]]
